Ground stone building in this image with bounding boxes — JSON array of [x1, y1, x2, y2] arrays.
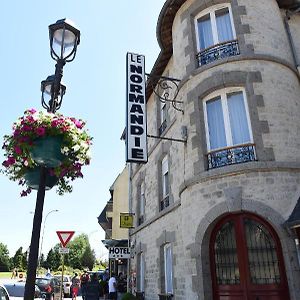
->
[[128, 0, 300, 299]]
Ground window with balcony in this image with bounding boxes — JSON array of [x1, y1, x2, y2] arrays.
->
[[195, 4, 239, 66], [160, 155, 169, 211], [203, 88, 256, 169]]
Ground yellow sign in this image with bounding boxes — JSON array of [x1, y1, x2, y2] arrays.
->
[[120, 213, 134, 228]]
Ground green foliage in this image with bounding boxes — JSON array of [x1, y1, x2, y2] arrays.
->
[[0, 243, 11, 272], [12, 247, 24, 270], [45, 247, 60, 270], [81, 244, 96, 271], [121, 292, 137, 300]]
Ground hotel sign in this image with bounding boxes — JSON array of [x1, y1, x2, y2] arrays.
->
[[109, 247, 131, 259], [126, 52, 148, 163]]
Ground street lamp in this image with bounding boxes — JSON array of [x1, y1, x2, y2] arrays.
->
[[24, 19, 80, 300], [39, 209, 59, 268]]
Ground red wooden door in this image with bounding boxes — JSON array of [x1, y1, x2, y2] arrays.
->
[[210, 213, 290, 300]]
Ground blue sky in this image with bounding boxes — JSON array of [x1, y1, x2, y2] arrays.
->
[[0, 1, 165, 259]]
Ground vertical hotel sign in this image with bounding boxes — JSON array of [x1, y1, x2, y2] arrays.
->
[[126, 52, 148, 163]]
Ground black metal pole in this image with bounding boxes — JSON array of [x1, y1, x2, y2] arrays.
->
[[24, 166, 46, 300]]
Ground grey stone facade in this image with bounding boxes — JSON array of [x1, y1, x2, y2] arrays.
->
[[129, 0, 300, 299]]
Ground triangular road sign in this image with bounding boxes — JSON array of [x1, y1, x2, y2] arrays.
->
[[56, 231, 75, 247]]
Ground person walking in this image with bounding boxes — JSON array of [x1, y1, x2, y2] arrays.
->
[[108, 272, 117, 300], [85, 273, 102, 300], [80, 270, 90, 300], [71, 272, 81, 300]]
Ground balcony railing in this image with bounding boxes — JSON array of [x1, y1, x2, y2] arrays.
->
[[138, 215, 144, 225], [197, 40, 240, 67], [158, 294, 173, 300], [160, 195, 170, 211], [207, 143, 256, 170], [159, 120, 167, 136]]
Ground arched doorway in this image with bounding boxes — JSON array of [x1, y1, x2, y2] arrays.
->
[[210, 213, 290, 300]]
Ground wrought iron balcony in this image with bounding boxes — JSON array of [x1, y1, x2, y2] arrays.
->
[[138, 215, 144, 226], [207, 143, 256, 170], [159, 120, 167, 136], [197, 40, 240, 67], [160, 195, 170, 211]]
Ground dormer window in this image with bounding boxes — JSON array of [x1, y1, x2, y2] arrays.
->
[[195, 4, 239, 66]]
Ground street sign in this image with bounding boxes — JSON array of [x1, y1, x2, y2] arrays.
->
[[109, 247, 130, 259], [56, 231, 75, 247], [59, 247, 70, 254], [120, 213, 134, 228]]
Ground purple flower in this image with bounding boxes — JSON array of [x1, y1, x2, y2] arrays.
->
[[14, 146, 22, 155], [22, 125, 32, 132], [36, 127, 46, 136], [2, 156, 16, 167]]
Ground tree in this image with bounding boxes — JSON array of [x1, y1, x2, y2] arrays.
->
[[45, 246, 60, 271], [12, 247, 23, 270], [0, 243, 11, 271], [68, 234, 89, 269], [81, 244, 96, 270]]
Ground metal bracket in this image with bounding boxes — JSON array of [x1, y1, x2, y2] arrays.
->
[[146, 73, 184, 114], [147, 126, 187, 143]]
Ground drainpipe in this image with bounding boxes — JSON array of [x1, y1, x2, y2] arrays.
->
[[283, 7, 300, 74]]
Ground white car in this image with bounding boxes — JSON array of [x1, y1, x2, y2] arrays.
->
[[3, 282, 44, 299], [54, 275, 72, 297]]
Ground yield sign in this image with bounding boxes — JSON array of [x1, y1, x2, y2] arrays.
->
[[56, 231, 75, 247]]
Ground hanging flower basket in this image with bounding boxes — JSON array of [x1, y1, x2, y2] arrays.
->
[[30, 136, 65, 167], [2, 108, 92, 197], [24, 167, 58, 191]]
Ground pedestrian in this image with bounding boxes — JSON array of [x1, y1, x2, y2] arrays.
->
[[108, 272, 117, 300], [102, 278, 109, 300], [11, 268, 16, 279], [71, 272, 80, 300], [85, 273, 102, 300], [80, 270, 90, 300]]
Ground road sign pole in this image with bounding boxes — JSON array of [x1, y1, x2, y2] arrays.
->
[[60, 253, 65, 300]]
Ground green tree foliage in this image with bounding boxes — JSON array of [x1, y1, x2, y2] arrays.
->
[[0, 243, 11, 271], [81, 244, 96, 271], [12, 247, 23, 269], [45, 246, 61, 270], [67, 234, 95, 270]]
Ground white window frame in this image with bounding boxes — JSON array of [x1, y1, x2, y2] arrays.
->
[[138, 252, 145, 292], [203, 87, 253, 151], [194, 3, 236, 52], [164, 243, 173, 294], [161, 155, 169, 199]]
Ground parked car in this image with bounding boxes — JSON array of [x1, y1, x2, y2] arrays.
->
[[0, 283, 9, 300], [3, 282, 43, 299], [54, 275, 72, 297], [35, 277, 61, 300]]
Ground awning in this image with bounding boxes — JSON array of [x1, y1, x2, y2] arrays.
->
[[101, 239, 128, 248]]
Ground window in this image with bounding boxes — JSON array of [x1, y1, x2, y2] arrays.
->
[[159, 100, 167, 135], [138, 182, 145, 225], [137, 252, 145, 292], [195, 4, 239, 66], [164, 244, 173, 294], [160, 155, 169, 210], [203, 88, 256, 169]]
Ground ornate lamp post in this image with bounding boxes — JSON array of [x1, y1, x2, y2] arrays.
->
[[24, 19, 80, 300]]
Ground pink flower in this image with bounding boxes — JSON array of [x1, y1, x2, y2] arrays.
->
[[2, 157, 16, 167], [51, 120, 59, 127], [22, 125, 32, 131], [14, 146, 22, 155], [27, 109, 37, 114], [36, 127, 46, 136]]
